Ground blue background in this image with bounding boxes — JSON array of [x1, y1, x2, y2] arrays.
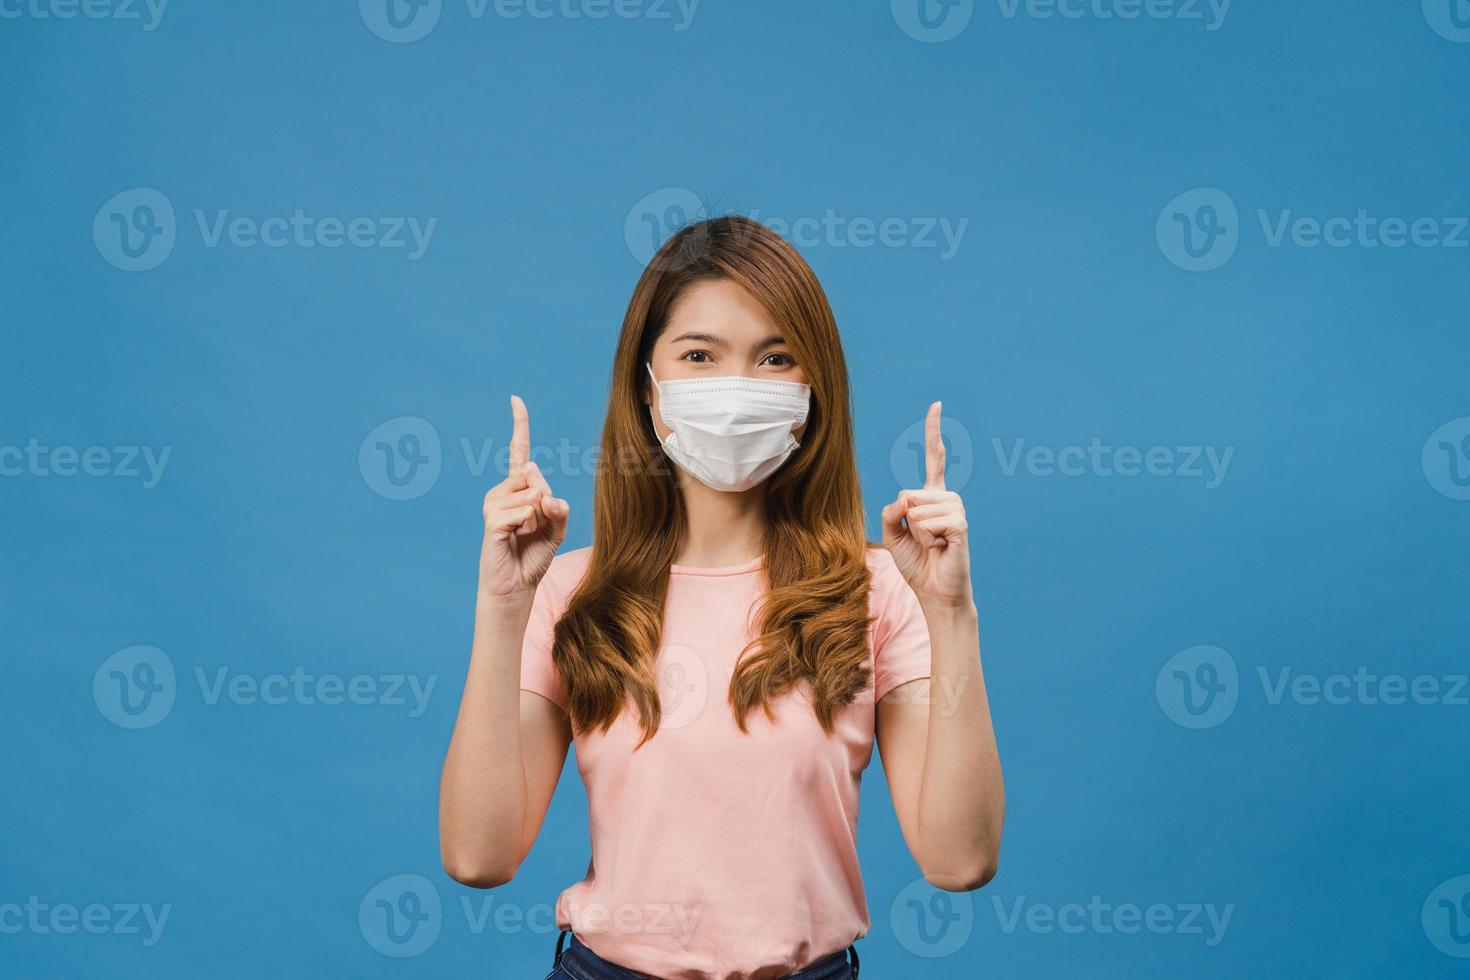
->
[[4, 0, 1469, 976]]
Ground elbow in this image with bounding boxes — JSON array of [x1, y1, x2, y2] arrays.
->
[[923, 850, 999, 893], [441, 853, 517, 890]]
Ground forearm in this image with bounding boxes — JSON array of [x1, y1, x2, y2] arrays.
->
[[438, 588, 535, 885], [914, 597, 1004, 889]]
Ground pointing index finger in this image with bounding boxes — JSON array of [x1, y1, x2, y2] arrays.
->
[[510, 395, 530, 475], [924, 400, 946, 490]]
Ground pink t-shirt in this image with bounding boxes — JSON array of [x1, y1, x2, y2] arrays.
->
[[519, 545, 932, 980]]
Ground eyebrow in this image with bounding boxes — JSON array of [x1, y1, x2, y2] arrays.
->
[[667, 331, 787, 350]]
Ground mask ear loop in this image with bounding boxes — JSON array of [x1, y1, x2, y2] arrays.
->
[[645, 361, 666, 427], [644, 362, 675, 462]]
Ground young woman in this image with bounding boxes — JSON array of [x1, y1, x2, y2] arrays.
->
[[439, 216, 1004, 980]]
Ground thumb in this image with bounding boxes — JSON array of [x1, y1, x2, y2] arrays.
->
[[880, 496, 909, 550]]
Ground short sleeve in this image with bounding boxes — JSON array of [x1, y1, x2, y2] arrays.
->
[[870, 550, 933, 702], [519, 563, 572, 712]]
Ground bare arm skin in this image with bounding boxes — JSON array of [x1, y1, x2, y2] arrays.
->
[[876, 402, 1006, 892], [439, 396, 573, 888]]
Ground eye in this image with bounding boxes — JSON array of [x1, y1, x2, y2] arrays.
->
[[762, 352, 795, 367], [680, 350, 714, 363]]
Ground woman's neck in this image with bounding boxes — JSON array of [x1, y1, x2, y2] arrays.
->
[[674, 476, 768, 568]]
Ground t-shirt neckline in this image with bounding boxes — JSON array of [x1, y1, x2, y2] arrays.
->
[[668, 555, 765, 577]]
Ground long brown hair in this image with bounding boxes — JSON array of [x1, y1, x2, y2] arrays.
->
[[552, 215, 873, 744]]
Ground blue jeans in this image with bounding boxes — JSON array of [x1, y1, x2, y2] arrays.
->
[[545, 931, 859, 980]]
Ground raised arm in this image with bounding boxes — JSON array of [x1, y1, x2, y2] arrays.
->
[[876, 401, 1005, 892], [439, 395, 573, 888]]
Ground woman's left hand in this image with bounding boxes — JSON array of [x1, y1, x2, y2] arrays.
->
[[881, 402, 974, 609]]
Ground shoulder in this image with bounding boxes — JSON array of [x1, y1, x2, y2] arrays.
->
[[863, 544, 903, 589], [547, 545, 594, 580], [862, 545, 914, 613], [540, 545, 594, 599]]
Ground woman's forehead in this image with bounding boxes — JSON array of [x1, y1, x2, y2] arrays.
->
[[663, 280, 779, 336]]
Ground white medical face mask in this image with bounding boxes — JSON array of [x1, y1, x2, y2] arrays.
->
[[646, 362, 811, 492]]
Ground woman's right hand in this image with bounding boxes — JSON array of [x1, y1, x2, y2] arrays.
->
[[479, 395, 569, 601]]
